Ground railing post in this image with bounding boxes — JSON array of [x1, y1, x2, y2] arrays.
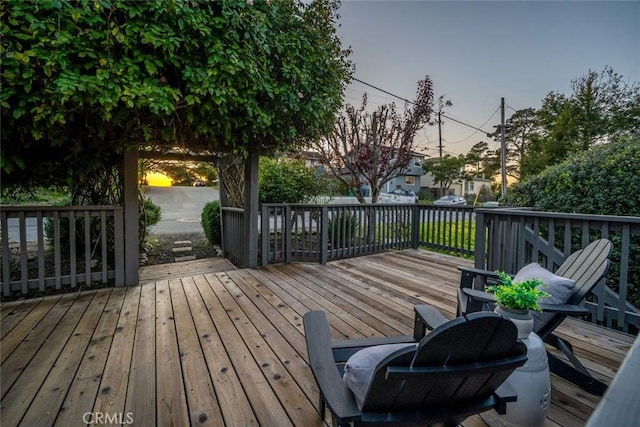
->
[[319, 206, 328, 264], [411, 204, 420, 249], [122, 147, 139, 285], [244, 152, 259, 268], [284, 205, 292, 263], [474, 208, 487, 270], [114, 208, 125, 286], [260, 204, 269, 266], [1, 211, 10, 296]]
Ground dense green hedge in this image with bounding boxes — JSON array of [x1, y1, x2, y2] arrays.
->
[[201, 200, 222, 246], [504, 136, 640, 216], [139, 197, 162, 250]]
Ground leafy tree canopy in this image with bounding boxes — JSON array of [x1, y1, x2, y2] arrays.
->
[[258, 156, 327, 203], [513, 67, 639, 178], [423, 154, 466, 195], [1, 0, 352, 190]]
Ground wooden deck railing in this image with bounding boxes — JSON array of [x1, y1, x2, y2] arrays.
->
[[0, 206, 125, 297], [259, 203, 467, 265], [7, 202, 638, 333], [221, 207, 246, 267], [256, 203, 639, 333], [259, 203, 475, 265], [474, 208, 640, 333]]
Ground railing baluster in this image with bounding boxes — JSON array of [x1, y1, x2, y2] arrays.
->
[[101, 210, 108, 283], [1, 211, 11, 296], [37, 211, 45, 292], [54, 210, 61, 289], [19, 211, 28, 294], [618, 224, 631, 331], [84, 211, 91, 285], [69, 211, 76, 288]]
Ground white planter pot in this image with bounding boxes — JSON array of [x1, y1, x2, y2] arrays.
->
[[494, 305, 534, 339]]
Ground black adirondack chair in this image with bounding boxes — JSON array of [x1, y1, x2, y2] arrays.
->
[[456, 238, 613, 396], [303, 306, 527, 427]]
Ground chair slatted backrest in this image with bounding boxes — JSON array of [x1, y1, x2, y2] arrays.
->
[[537, 239, 613, 338], [361, 312, 527, 412]]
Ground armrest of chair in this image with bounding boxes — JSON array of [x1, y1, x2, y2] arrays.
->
[[457, 266, 503, 315], [461, 287, 497, 303], [538, 302, 589, 316], [413, 305, 451, 339], [303, 311, 360, 420], [462, 289, 590, 316], [458, 266, 505, 289]]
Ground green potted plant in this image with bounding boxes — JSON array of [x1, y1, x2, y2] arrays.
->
[[487, 271, 549, 338]]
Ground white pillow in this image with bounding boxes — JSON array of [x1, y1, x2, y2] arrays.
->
[[342, 343, 418, 409], [513, 262, 576, 331]]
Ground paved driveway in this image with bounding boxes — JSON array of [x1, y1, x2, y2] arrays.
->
[[143, 186, 219, 234]]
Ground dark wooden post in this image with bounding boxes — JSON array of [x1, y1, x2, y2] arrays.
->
[[123, 147, 139, 285], [474, 208, 487, 271], [319, 206, 328, 264], [411, 204, 420, 249], [244, 152, 259, 268]]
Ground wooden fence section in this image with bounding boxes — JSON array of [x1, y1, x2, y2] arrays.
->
[[259, 203, 474, 265], [221, 207, 245, 266], [0, 206, 124, 297], [475, 208, 640, 333]]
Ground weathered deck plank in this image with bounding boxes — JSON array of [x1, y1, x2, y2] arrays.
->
[[139, 257, 235, 283], [54, 287, 127, 427], [91, 285, 141, 424], [155, 279, 189, 426], [124, 280, 156, 425], [200, 274, 294, 427], [0, 250, 635, 427], [185, 275, 257, 427], [1, 292, 95, 426], [20, 289, 111, 427]]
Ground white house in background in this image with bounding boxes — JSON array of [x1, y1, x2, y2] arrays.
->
[[450, 177, 493, 197]]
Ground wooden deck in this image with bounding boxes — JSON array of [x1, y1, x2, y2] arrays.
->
[[0, 250, 635, 426]]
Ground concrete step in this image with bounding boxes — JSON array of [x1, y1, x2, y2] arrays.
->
[[172, 246, 193, 253], [173, 240, 194, 262]]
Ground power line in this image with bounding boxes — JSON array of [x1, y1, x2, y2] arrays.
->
[[440, 113, 490, 135], [445, 107, 501, 144], [352, 77, 413, 104], [351, 77, 494, 135]]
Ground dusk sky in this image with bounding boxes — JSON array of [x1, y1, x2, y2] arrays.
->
[[335, 1, 640, 158]]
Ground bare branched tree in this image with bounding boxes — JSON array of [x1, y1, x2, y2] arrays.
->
[[314, 76, 435, 203]]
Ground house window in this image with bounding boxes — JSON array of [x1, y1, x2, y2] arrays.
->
[[405, 177, 415, 185], [414, 157, 423, 167]]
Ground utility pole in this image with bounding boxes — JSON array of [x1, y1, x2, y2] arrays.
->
[[438, 110, 444, 197], [500, 97, 507, 199], [438, 110, 443, 160]]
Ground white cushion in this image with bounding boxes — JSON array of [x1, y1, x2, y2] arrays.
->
[[513, 262, 575, 331], [342, 343, 418, 409]]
